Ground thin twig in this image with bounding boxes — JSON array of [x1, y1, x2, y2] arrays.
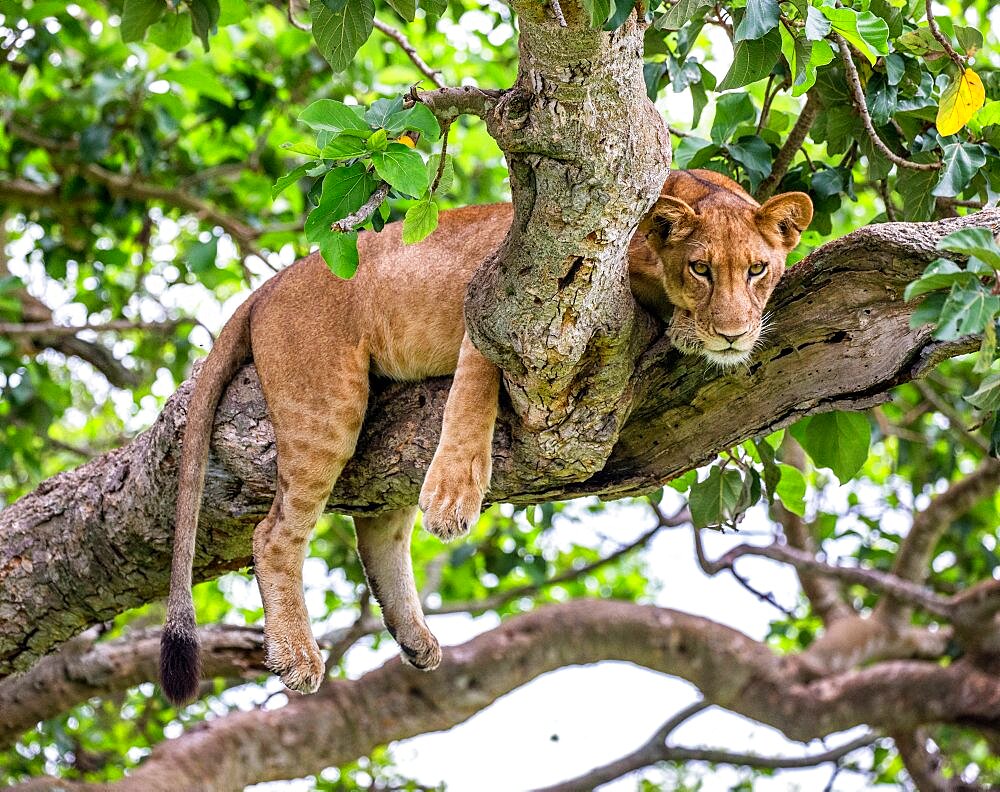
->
[[924, 0, 965, 71], [0, 318, 190, 338], [331, 182, 391, 233], [833, 34, 940, 172], [550, 0, 568, 27], [286, 0, 310, 31], [373, 18, 445, 89], [431, 122, 452, 194]]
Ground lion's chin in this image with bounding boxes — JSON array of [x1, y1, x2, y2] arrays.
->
[[701, 348, 752, 369]]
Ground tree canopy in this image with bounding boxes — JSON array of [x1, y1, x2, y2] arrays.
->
[[1, 0, 999, 790]]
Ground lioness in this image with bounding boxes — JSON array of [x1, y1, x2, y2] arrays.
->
[[160, 169, 812, 703]]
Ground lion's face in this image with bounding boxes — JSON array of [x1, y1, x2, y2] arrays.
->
[[640, 189, 813, 368]]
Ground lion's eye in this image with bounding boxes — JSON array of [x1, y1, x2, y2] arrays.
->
[[748, 261, 767, 277], [689, 260, 711, 278]]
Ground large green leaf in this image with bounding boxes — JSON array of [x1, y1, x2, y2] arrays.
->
[[402, 198, 439, 244], [903, 259, 978, 301], [790, 412, 871, 483], [147, 11, 193, 51], [734, 0, 779, 41], [189, 0, 220, 50], [371, 143, 428, 197], [385, 103, 441, 141], [967, 372, 1000, 411], [654, 0, 712, 30], [121, 0, 165, 43], [688, 466, 745, 528], [718, 28, 781, 91], [775, 463, 807, 516], [937, 227, 1000, 271], [820, 7, 889, 65], [299, 100, 371, 134], [711, 92, 756, 144], [310, 0, 375, 72], [932, 143, 987, 198], [934, 283, 1000, 340], [304, 163, 377, 277]]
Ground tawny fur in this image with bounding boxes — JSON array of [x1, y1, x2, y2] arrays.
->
[[159, 170, 812, 704]]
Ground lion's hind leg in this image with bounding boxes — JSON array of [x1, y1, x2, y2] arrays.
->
[[354, 507, 442, 670], [252, 343, 369, 694]]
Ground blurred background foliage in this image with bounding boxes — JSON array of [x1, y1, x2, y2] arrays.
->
[[1, 0, 999, 789]]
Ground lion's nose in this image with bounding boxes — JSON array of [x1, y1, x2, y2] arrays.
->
[[718, 332, 747, 344]]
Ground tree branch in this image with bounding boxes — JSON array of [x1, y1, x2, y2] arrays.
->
[[9, 601, 999, 791], [2, 210, 999, 675], [834, 34, 940, 172], [756, 90, 821, 201], [373, 18, 446, 89]]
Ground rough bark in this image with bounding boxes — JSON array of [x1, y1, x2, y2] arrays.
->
[[9, 601, 1000, 792], [1, 208, 997, 677], [468, 5, 670, 479]]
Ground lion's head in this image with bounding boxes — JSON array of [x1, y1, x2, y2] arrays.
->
[[639, 171, 813, 368]]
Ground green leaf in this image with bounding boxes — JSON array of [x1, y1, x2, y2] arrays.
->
[[790, 412, 871, 483], [299, 99, 370, 134], [365, 96, 405, 128], [903, 258, 977, 301], [309, 0, 375, 73], [718, 27, 781, 91], [711, 92, 756, 144], [937, 227, 1000, 271], [977, 101, 1000, 127], [820, 7, 889, 65], [804, 6, 831, 41], [370, 143, 428, 197], [271, 163, 312, 200], [319, 231, 360, 278], [604, 0, 634, 31], [909, 291, 946, 330], [990, 412, 1000, 458], [366, 128, 388, 152], [188, 236, 219, 272], [955, 26, 984, 56], [673, 136, 720, 169], [426, 153, 455, 195], [582, 0, 611, 27], [322, 134, 368, 160], [121, 0, 165, 43], [932, 143, 987, 198], [780, 25, 833, 96], [147, 11, 193, 50], [688, 466, 745, 528], [735, 0, 779, 41], [218, 0, 248, 25], [896, 27, 947, 59], [752, 436, 780, 503], [727, 135, 772, 191], [402, 199, 439, 244], [305, 162, 377, 242], [775, 463, 807, 516], [967, 372, 1000, 411], [385, 0, 416, 21], [189, 0, 221, 50], [385, 103, 441, 141], [934, 283, 1000, 340], [281, 140, 322, 157], [654, 0, 712, 30]]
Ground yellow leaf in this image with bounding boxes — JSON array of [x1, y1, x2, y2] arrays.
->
[[936, 68, 986, 137], [397, 135, 416, 148]]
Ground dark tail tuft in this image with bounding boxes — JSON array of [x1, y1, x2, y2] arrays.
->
[[160, 616, 201, 706]]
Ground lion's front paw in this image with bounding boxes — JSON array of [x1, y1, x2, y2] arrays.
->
[[265, 633, 325, 694], [419, 456, 488, 542]]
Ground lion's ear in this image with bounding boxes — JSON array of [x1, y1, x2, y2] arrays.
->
[[639, 195, 698, 244], [756, 192, 813, 248]]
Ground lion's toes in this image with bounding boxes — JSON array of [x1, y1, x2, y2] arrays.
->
[[265, 634, 325, 694], [396, 626, 442, 671]]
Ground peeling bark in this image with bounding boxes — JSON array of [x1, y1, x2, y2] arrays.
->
[[1, 209, 997, 676]]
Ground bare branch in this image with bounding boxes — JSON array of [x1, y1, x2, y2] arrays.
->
[[410, 85, 503, 124], [0, 318, 189, 338], [834, 34, 940, 172], [373, 18, 446, 89], [923, 0, 965, 71], [12, 601, 997, 791]]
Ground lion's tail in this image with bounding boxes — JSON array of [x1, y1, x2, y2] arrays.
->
[[160, 298, 253, 705]]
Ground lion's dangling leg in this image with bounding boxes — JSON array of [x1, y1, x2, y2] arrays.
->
[[252, 340, 370, 694], [354, 507, 442, 670]]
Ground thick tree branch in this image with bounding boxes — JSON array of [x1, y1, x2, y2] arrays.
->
[[2, 210, 999, 675], [9, 601, 1000, 792]]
